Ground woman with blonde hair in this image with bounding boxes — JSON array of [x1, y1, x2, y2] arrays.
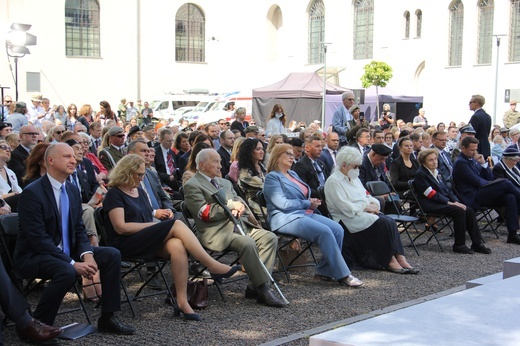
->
[[77, 104, 94, 132], [264, 134, 284, 164], [104, 155, 239, 321], [227, 136, 246, 183]]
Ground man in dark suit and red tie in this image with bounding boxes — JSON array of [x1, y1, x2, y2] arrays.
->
[[468, 94, 492, 159], [14, 143, 135, 334], [154, 128, 180, 191]]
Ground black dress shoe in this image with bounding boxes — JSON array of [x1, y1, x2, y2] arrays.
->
[[452, 244, 474, 254], [98, 316, 136, 335], [245, 285, 257, 299], [471, 243, 492, 254], [403, 267, 420, 274], [211, 265, 241, 284], [256, 288, 287, 308], [17, 319, 62, 344], [507, 233, 520, 245]]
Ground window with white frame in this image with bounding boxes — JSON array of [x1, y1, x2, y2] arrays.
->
[[175, 3, 205, 62], [308, 0, 325, 64], [65, 0, 100, 57], [353, 0, 374, 60], [448, 0, 464, 66], [477, 0, 494, 65], [509, 0, 520, 62]]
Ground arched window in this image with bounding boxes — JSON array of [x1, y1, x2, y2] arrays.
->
[[308, 0, 325, 64], [448, 0, 464, 66], [175, 3, 205, 62], [477, 0, 494, 64], [353, 0, 374, 60], [510, 0, 520, 62], [415, 9, 422, 38], [65, 0, 100, 57], [404, 11, 410, 39]]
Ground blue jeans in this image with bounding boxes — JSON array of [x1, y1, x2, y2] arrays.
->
[[277, 213, 350, 280]]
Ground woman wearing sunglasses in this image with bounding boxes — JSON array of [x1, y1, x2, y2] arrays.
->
[[0, 139, 22, 212]]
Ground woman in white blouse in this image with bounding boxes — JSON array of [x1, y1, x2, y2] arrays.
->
[[265, 104, 287, 137], [0, 140, 22, 211], [324, 146, 418, 274]]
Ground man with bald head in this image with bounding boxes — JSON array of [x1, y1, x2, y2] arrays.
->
[[14, 143, 135, 333], [8, 125, 39, 184]]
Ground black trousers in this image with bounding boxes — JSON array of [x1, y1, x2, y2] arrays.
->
[[32, 246, 121, 326], [475, 179, 520, 234], [0, 258, 30, 339], [428, 205, 482, 246]]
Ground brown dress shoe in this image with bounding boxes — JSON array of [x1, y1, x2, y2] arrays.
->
[[16, 319, 62, 344], [256, 288, 287, 308]]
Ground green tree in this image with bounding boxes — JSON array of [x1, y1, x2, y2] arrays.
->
[[360, 61, 393, 120]]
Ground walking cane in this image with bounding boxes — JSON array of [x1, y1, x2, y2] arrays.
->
[[211, 189, 289, 305]]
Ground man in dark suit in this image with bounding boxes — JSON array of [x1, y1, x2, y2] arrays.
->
[[0, 258, 63, 344], [99, 126, 126, 172], [177, 130, 201, 176], [468, 94, 492, 159], [359, 144, 394, 211], [453, 136, 520, 245], [319, 131, 339, 174], [88, 122, 103, 154], [8, 125, 38, 184], [14, 143, 135, 333], [218, 130, 234, 178], [184, 149, 284, 307], [154, 128, 180, 191], [431, 131, 453, 182], [349, 128, 371, 155], [293, 136, 330, 198]]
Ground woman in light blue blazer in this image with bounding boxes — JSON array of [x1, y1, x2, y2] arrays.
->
[[263, 144, 363, 287]]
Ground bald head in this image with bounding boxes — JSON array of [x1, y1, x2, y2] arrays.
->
[[45, 143, 77, 182]]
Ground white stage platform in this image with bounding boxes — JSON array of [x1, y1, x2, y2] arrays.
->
[[310, 274, 520, 346]]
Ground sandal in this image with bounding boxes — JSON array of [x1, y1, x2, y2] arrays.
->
[[82, 282, 101, 303]]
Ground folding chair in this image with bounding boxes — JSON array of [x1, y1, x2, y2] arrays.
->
[[365, 181, 421, 255], [94, 207, 174, 317], [0, 213, 92, 324], [407, 180, 454, 252], [179, 201, 242, 301], [254, 191, 317, 283]]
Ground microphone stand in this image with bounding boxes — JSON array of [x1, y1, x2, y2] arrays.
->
[[211, 189, 289, 304]]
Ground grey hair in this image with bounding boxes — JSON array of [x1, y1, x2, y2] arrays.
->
[[341, 90, 354, 101], [195, 148, 217, 171], [335, 146, 362, 172]]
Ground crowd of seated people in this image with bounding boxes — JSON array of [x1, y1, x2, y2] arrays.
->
[[3, 91, 520, 343]]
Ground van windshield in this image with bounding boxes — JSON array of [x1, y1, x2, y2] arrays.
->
[[192, 102, 211, 112]]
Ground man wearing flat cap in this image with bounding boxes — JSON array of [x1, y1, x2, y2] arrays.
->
[[99, 126, 126, 171], [359, 143, 394, 212], [244, 126, 259, 139], [450, 125, 476, 163], [493, 146, 520, 190], [503, 100, 520, 129]]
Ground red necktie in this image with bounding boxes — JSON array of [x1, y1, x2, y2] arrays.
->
[[167, 151, 175, 174]]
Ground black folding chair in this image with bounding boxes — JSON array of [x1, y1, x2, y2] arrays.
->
[[94, 207, 174, 317], [0, 213, 92, 324], [254, 191, 317, 283], [365, 181, 421, 255]]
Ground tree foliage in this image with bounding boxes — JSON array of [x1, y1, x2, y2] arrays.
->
[[360, 61, 393, 89]]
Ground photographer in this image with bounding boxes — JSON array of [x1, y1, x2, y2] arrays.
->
[[380, 103, 395, 126], [344, 105, 369, 145]]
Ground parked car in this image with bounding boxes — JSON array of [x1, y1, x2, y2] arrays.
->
[[150, 94, 207, 120], [197, 93, 252, 125]]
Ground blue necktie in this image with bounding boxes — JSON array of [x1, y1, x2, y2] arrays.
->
[[313, 161, 325, 186], [60, 184, 70, 256], [143, 175, 160, 210]]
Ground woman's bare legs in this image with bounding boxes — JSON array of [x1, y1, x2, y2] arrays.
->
[[388, 256, 404, 270], [163, 220, 233, 274], [395, 254, 413, 269]]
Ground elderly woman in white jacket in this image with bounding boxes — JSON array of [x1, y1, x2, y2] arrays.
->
[[0, 139, 21, 212], [324, 146, 418, 274]]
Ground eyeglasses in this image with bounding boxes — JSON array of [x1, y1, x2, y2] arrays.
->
[[115, 134, 125, 138], [347, 98, 355, 101], [54, 131, 64, 135], [4, 101, 12, 104], [434, 138, 447, 142], [352, 164, 360, 169], [0, 145, 11, 151], [285, 151, 295, 158], [218, 122, 226, 125], [21, 132, 39, 136], [259, 134, 266, 137]]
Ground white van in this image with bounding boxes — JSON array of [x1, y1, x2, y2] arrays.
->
[[149, 93, 208, 120], [197, 92, 252, 124]]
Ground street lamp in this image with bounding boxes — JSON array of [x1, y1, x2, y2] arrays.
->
[[321, 42, 331, 126], [5, 23, 37, 102], [492, 34, 506, 126]]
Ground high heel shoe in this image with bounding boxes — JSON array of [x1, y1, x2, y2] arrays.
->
[[173, 306, 201, 321], [211, 265, 241, 284], [82, 283, 100, 303]]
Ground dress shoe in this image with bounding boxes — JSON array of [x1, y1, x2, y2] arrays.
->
[[173, 306, 202, 321], [245, 285, 257, 299], [507, 233, 520, 245], [386, 267, 409, 274], [452, 244, 474, 254], [403, 267, 420, 274], [256, 288, 287, 307], [313, 274, 335, 282], [189, 262, 211, 278], [145, 270, 162, 290], [98, 315, 136, 335], [338, 275, 364, 287], [211, 265, 241, 284], [16, 319, 62, 344], [471, 243, 492, 254]]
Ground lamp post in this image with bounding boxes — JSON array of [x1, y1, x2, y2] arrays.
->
[[5, 23, 37, 102], [492, 34, 506, 126], [321, 42, 331, 126]]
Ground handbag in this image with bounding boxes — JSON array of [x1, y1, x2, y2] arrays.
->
[[166, 279, 208, 309]]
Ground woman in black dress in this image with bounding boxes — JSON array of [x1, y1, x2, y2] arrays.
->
[[104, 155, 239, 321], [389, 137, 419, 197]]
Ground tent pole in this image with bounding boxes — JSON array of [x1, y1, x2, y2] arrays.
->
[[321, 43, 329, 127]]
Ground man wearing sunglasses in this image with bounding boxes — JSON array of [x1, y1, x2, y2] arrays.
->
[[99, 126, 126, 172], [49, 125, 66, 143], [1, 96, 12, 120], [8, 125, 39, 184], [332, 90, 356, 147]]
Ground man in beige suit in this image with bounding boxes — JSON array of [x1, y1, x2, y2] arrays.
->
[[184, 149, 286, 307]]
